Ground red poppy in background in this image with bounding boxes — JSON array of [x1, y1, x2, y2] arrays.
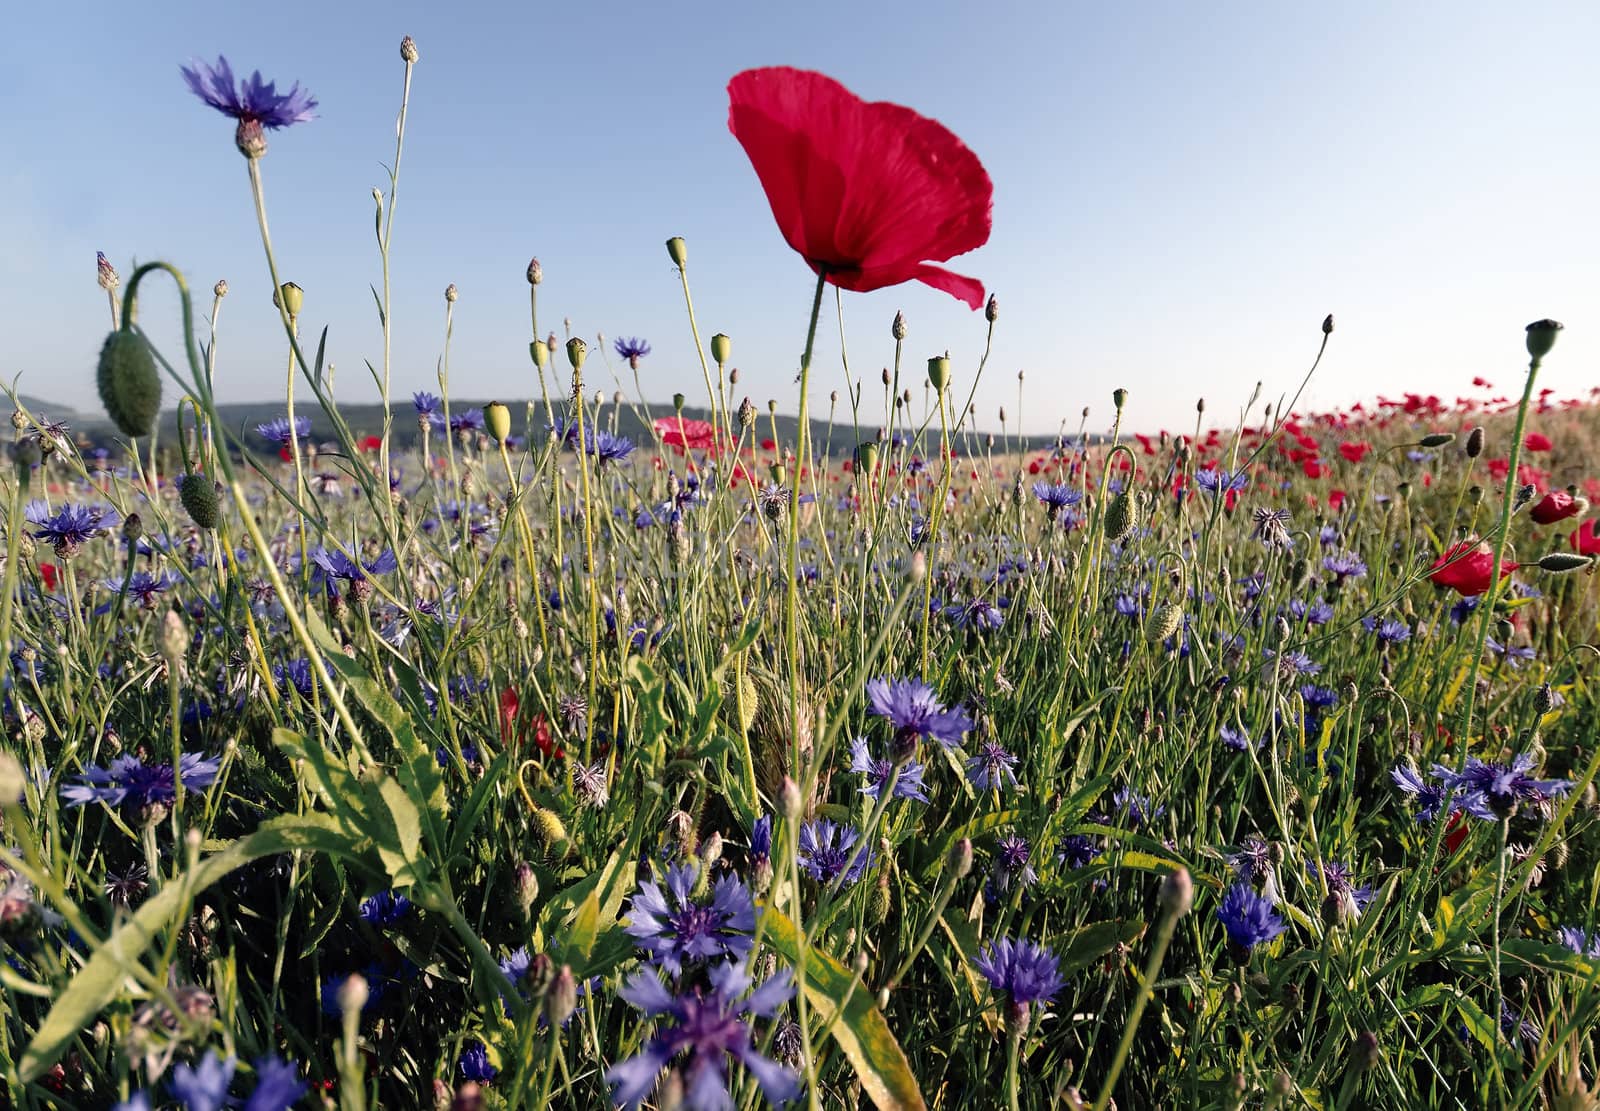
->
[[1427, 539, 1517, 597], [654, 416, 721, 453], [1571, 519, 1600, 556], [1531, 489, 1583, 525], [39, 563, 58, 592], [1524, 432, 1553, 452], [727, 67, 993, 309], [360, 435, 383, 453], [1338, 442, 1370, 464]]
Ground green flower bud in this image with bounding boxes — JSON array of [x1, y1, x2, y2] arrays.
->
[[96, 330, 162, 438], [854, 441, 879, 474], [1147, 603, 1184, 644], [273, 281, 303, 320], [1538, 552, 1592, 574], [484, 402, 512, 443], [666, 237, 688, 268], [1526, 318, 1563, 360], [710, 333, 731, 365], [179, 474, 220, 530], [1104, 490, 1137, 543], [1418, 432, 1455, 449], [927, 355, 951, 392], [526, 258, 543, 285], [1465, 426, 1486, 458], [530, 339, 549, 368], [566, 337, 586, 371], [673, 393, 686, 412], [1113, 388, 1128, 411]]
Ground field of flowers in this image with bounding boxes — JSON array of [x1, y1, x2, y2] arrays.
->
[[4, 37, 1600, 1111]]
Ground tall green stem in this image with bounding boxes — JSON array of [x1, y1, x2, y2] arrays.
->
[[786, 272, 829, 774]]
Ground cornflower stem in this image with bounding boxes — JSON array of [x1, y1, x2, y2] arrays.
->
[[167, 664, 184, 822], [376, 53, 415, 538], [1489, 817, 1510, 1106], [499, 441, 550, 656], [571, 371, 601, 761], [532, 1028, 562, 1110], [786, 271, 829, 774], [886, 859, 964, 990], [786, 812, 822, 1111], [284, 331, 311, 586], [1005, 1026, 1022, 1111], [0, 460, 28, 659], [1090, 891, 1183, 1111], [918, 387, 954, 677]]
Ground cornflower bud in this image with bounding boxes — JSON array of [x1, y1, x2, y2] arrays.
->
[[399, 35, 419, 62]]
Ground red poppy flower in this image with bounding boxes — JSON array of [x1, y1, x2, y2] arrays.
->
[[727, 67, 992, 309], [1427, 539, 1517, 597], [39, 563, 58, 592], [1338, 442, 1370, 464], [654, 416, 722, 453], [1524, 432, 1552, 452], [360, 435, 383, 453], [1571, 519, 1600, 556], [1531, 489, 1583, 524]]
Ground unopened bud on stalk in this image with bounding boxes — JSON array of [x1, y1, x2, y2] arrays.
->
[[949, 836, 974, 878], [1322, 314, 1335, 335], [985, 294, 998, 323], [779, 777, 803, 820], [159, 609, 191, 667], [1352, 1031, 1380, 1072], [666, 237, 688, 268], [1534, 684, 1555, 715], [892, 311, 907, 340], [337, 973, 370, 1016], [1418, 432, 1454, 448], [1465, 426, 1486, 458], [484, 402, 511, 443], [399, 35, 419, 62], [1146, 603, 1184, 644], [273, 282, 303, 320], [97, 330, 162, 438], [1538, 552, 1593, 574], [711, 334, 731, 365], [526, 258, 543, 285], [546, 965, 578, 1027], [1159, 867, 1193, 917], [96, 252, 119, 291], [1526, 318, 1564, 360], [927, 355, 951, 392], [444, 283, 458, 303]]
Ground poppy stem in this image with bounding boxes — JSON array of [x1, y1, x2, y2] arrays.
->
[[785, 270, 829, 777]]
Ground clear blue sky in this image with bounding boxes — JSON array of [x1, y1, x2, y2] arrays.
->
[[5, 1, 1598, 434]]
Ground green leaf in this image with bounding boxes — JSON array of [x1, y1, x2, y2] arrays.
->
[[21, 815, 366, 1082], [1047, 919, 1150, 978], [762, 908, 926, 1111], [921, 810, 1020, 882]]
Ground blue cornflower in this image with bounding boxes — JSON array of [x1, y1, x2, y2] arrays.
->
[[1216, 883, 1287, 955], [61, 753, 222, 810], [1112, 786, 1165, 827], [624, 862, 756, 976], [358, 890, 413, 927], [27, 502, 114, 558], [243, 1056, 308, 1111], [256, 416, 311, 446], [1270, 649, 1321, 677], [1434, 754, 1570, 819], [1310, 860, 1376, 921], [613, 337, 652, 367], [966, 741, 1020, 791], [432, 408, 485, 436], [1031, 482, 1082, 515], [974, 937, 1066, 1008], [748, 816, 772, 871], [459, 1041, 498, 1083], [864, 676, 974, 751], [797, 819, 874, 886], [181, 56, 316, 132], [1113, 593, 1144, 620], [320, 963, 395, 1015], [1219, 725, 1253, 753], [944, 598, 1005, 631], [1556, 927, 1600, 958], [1485, 638, 1536, 668], [1195, 468, 1248, 495], [274, 657, 322, 697], [1500, 1003, 1540, 1048], [1059, 835, 1101, 869], [1322, 550, 1367, 581], [170, 1050, 236, 1111], [1288, 598, 1334, 625], [606, 961, 798, 1110], [1389, 763, 1489, 824], [1449, 596, 1480, 624], [113, 1094, 153, 1111], [105, 570, 180, 608], [311, 546, 398, 584], [1298, 684, 1339, 712], [412, 391, 442, 415], [848, 738, 930, 803], [1318, 525, 1341, 547], [1364, 616, 1411, 644], [991, 833, 1038, 892], [588, 430, 636, 464]]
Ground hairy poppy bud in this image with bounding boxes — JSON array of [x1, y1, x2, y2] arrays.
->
[[869, 870, 891, 925], [710, 333, 731, 365], [1538, 552, 1592, 574], [1147, 603, 1184, 644], [399, 34, 419, 62], [927, 355, 951, 392], [985, 294, 998, 323], [1322, 314, 1334, 335], [1418, 432, 1454, 449], [97, 330, 162, 438], [1160, 867, 1194, 918], [666, 237, 688, 268], [179, 474, 219, 530], [1465, 426, 1486, 458], [530, 806, 569, 853], [1105, 491, 1137, 542], [484, 402, 511, 443], [159, 609, 191, 667], [1526, 318, 1563, 360], [444, 282, 458, 303], [892, 311, 907, 340]]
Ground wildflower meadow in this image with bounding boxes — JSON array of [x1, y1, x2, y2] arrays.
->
[[6, 37, 1600, 1111]]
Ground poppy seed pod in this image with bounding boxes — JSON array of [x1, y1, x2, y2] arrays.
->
[[673, 393, 686, 412], [565, 337, 586, 371], [854, 441, 879, 473], [529, 339, 549, 368], [1465, 426, 1486, 458], [484, 402, 511, 443], [666, 237, 688, 268], [1113, 388, 1128, 411], [178, 474, 220, 530], [710, 333, 731, 365], [1525, 318, 1563, 360], [273, 281, 303, 320], [927, 355, 951, 392], [96, 330, 162, 438]]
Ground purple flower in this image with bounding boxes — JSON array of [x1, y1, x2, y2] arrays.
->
[[1288, 598, 1335, 625], [1309, 860, 1376, 920], [256, 416, 311, 446], [606, 961, 799, 1110], [1112, 786, 1165, 827], [614, 337, 652, 368], [61, 753, 222, 810], [797, 820, 874, 886], [243, 1056, 308, 1111], [1390, 763, 1489, 824], [1058, 835, 1101, 870], [27, 502, 115, 558], [1216, 883, 1287, 954], [358, 890, 412, 927], [170, 1050, 236, 1111], [1556, 927, 1600, 958], [966, 741, 1020, 791], [1500, 1003, 1540, 1048], [105, 570, 180, 608], [412, 391, 442, 415], [848, 738, 929, 803], [1031, 482, 1082, 514], [459, 1041, 497, 1082], [624, 863, 755, 976], [864, 676, 973, 752], [1485, 638, 1537, 668], [1195, 468, 1248, 495], [974, 937, 1066, 1007], [991, 833, 1038, 892], [1219, 725, 1253, 753], [588, 430, 636, 464], [1322, 550, 1367, 581], [311, 546, 398, 584], [748, 816, 772, 870], [1364, 617, 1411, 644], [1434, 754, 1570, 819], [181, 56, 317, 129], [943, 598, 1005, 631]]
